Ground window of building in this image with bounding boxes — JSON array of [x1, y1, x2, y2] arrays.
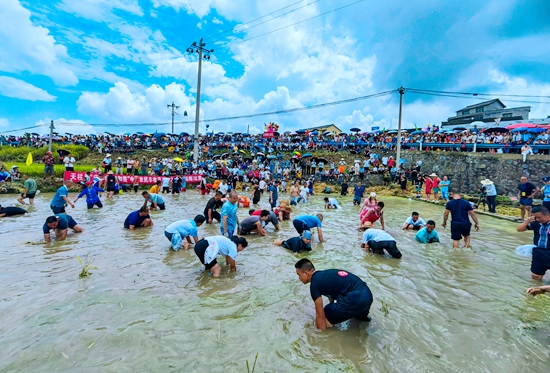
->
[[475, 107, 484, 113], [474, 116, 482, 120], [461, 110, 470, 115], [502, 113, 512, 118]]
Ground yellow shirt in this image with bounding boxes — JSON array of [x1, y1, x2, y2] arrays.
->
[[149, 185, 161, 194]]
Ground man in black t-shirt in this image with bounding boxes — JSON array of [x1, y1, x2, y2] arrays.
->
[[517, 176, 538, 221], [442, 189, 480, 248], [0, 205, 27, 217], [204, 191, 224, 224], [295, 259, 373, 330], [517, 206, 550, 280]]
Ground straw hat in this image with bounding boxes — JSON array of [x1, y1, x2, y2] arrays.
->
[[108, 170, 114, 175], [480, 179, 493, 185], [429, 173, 438, 177], [106, 154, 111, 157], [370, 192, 377, 198]]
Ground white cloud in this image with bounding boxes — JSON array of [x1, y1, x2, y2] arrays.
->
[[0, 76, 56, 102], [35, 118, 98, 136], [212, 17, 223, 25], [0, 118, 9, 128], [76, 81, 194, 124], [57, 0, 143, 22], [0, 0, 77, 86]]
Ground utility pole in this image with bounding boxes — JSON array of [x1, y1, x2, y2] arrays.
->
[[396, 87, 405, 168], [187, 39, 214, 162], [167, 101, 180, 134], [49, 120, 54, 152]]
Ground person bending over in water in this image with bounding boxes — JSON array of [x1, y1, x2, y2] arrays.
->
[[239, 210, 270, 236], [273, 230, 312, 253], [194, 235, 248, 277], [43, 214, 83, 241], [414, 220, 440, 243], [295, 258, 373, 330], [124, 206, 153, 230], [324, 197, 340, 209], [527, 285, 550, 296], [164, 215, 205, 251], [359, 202, 385, 230], [361, 228, 402, 258], [401, 212, 426, 230]]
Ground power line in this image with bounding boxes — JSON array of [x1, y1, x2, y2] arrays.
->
[[0, 124, 46, 135], [406, 90, 550, 106], [207, 0, 322, 44], [406, 88, 550, 99], [57, 89, 396, 127], [223, 0, 364, 48], [204, 0, 309, 42]]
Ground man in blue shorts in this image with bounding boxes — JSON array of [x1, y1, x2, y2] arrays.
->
[[295, 258, 373, 330], [124, 206, 153, 230], [517, 176, 537, 221], [293, 214, 323, 242], [43, 214, 83, 241], [353, 182, 365, 205], [442, 189, 480, 248], [517, 206, 550, 280]]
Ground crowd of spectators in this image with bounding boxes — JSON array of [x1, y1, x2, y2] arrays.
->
[[2, 124, 550, 156]]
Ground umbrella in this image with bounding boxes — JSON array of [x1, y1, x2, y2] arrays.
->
[[528, 128, 546, 133], [301, 153, 312, 158], [31, 133, 40, 136], [267, 155, 276, 159], [244, 157, 252, 162], [124, 132, 131, 135], [296, 130, 306, 134], [290, 156, 300, 163], [206, 132, 214, 136], [452, 127, 468, 131], [41, 134, 50, 139], [217, 132, 225, 135], [484, 127, 509, 133], [256, 152, 265, 157], [105, 132, 114, 135], [310, 131, 319, 136], [361, 132, 370, 136], [212, 155, 221, 160], [180, 132, 189, 136], [273, 132, 280, 137], [511, 128, 529, 132], [153, 132, 166, 137], [289, 131, 297, 135], [339, 132, 347, 135], [387, 130, 398, 134], [323, 131, 331, 135], [470, 121, 485, 127], [53, 132, 59, 135], [136, 131, 144, 134], [506, 123, 538, 129], [167, 133, 178, 136], [277, 153, 284, 159], [283, 131, 291, 135], [226, 132, 234, 135], [239, 150, 246, 154], [350, 127, 361, 132], [293, 151, 302, 157], [57, 149, 70, 156], [221, 153, 230, 159], [316, 157, 328, 164], [233, 133, 242, 136], [173, 157, 184, 162], [65, 133, 73, 136], [411, 130, 424, 135]]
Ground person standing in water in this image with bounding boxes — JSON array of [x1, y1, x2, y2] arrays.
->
[[104, 171, 119, 199], [442, 189, 480, 248], [74, 181, 104, 209], [17, 175, 38, 205], [220, 191, 239, 237], [295, 258, 373, 330]]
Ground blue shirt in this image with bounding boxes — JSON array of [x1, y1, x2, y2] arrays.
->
[[267, 185, 278, 201], [51, 185, 69, 207], [77, 186, 104, 204], [439, 180, 450, 192], [405, 217, 426, 226], [124, 211, 150, 228], [148, 193, 164, 204], [220, 200, 238, 232], [445, 198, 473, 224], [483, 183, 497, 196], [295, 215, 322, 229], [362, 229, 394, 243], [541, 185, 550, 202], [165, 219, 198, 238], [415, 227, 440, 243], [354, 185, 365, 197], [43, 214, 73, 233]]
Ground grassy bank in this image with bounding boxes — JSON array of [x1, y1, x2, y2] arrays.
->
[[6, 163, 91, 178], [0, 144, 89, 162]]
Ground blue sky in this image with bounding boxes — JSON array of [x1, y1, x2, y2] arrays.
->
[[0, 0, 549, 135]]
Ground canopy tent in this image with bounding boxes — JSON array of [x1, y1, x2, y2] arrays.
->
[[506, 123, 538, 129]]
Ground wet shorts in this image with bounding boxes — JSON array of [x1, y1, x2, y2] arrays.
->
[[450, 222, 471, 241], [240, 221, 257, 234], [293, 219, 309, 234], [194, 238, 217, 270], [367, 240, 402, 258], [50, 205, 66, 214], [324, 287, 373, 325], [531, 247, 550, 276], [22, 192, 36, 199], [520, 197, 533, 206]]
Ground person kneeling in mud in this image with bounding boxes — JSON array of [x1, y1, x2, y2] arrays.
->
[[273, 230, 312, 253], [361, 228, 402, 258], [239, 210, 270, 236]]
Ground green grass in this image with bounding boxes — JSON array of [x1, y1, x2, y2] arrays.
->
[[0, 144, 89, 162]]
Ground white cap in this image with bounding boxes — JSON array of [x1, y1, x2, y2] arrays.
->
[[370, 192, 377, 198]]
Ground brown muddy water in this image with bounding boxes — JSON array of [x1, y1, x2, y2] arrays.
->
[[0, 191, 549, 373]]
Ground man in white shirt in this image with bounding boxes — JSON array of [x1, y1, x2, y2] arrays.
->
[[219, 180, 229, 195], [259, 178, 266, 194], [401, 212, 426, 230], [361, 229, 402, 258], [64, 153, 76, 171]]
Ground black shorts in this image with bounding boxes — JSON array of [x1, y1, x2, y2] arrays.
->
[[22, 192, 36, 199], [324, 287, 373, 325], [531, 247, 550, 276], [51, 205, 66, 214], [87, 201, 103, 209], [157, 203, 166, 210], [450, 222, 471, 241], [367, 240, 402, 258], [205, 211, 221, 222], [194, 239, 218, 270], [240, 221, 257, 234], [107, 187, 116, 192], [293, 219, 309, 234], [407, 225, 421, 231], [66, 216, 78, 230]]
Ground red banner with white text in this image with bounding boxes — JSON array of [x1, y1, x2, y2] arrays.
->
[[63, 171, 203, 184]]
